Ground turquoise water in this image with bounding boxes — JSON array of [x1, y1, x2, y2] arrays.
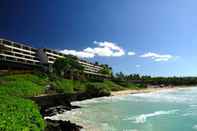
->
[[46, 87, 197, 131]]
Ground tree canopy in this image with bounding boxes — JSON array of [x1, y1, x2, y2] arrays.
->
[[99, 64, 112, 76], [53, 55, 84, 79]]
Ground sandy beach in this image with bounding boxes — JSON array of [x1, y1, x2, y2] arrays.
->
[[111, 87, 174, 96]]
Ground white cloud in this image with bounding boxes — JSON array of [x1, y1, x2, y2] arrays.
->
[[136, 65, 141, 68], [128, 51, 136, 56], [140, 52, 173, 62], [93, 41, 125, 57], [60, 49, 95, 58], [60, 41, 125, 58]]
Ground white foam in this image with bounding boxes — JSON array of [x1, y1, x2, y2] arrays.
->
[[124, 109, 179, 124], [131, 90, 195, 104], [71, 95, 130, 106], [193, 125, 197, 130], [72, 87, 197, 106], [123, 129, 138, 131], [190, 104, 197, 107]]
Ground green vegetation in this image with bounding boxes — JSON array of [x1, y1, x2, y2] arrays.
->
[[103, 80, 124, 91], [0, 74, 48, 97], [50, 79, 127, 95], [0, 57, 147, 131], [115, 72, 197, 86], [0, 74, 47, 131], [85, 82, 110, 96], [52, 79, 74, 93], [99, 64, 112, 76], [53, 56, 84, 80], [142, 76, 197, 86], [0, 96, 45, 131], [1, 54, 197, 131]]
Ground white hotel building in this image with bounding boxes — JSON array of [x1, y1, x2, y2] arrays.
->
[[0, 38, 109, 77]]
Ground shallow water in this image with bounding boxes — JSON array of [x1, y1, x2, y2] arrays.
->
[[46, 87, 197, 131]]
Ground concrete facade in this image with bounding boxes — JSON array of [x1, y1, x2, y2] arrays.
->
[[0, 38, 109, 77]]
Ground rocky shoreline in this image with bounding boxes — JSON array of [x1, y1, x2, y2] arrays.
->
[[30, 87, 178, 131], [30, 92, 110, 131], [45, 119, 82, 131]]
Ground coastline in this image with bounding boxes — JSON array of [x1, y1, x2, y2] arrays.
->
[[46, 86, 197, 131], [111, 87, 173, 96], [111, 84, 197, 96], [42, 86, 195, 131]]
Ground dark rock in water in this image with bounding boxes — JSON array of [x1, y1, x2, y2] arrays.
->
[[30, 91, 108, 116], [29, 93, 74, 116], [29, 92, 109, 130], [45, 119, 82, 131], [44, 105, 80, 117]]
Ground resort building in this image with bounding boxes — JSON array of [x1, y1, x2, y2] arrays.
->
[[0, 38, 109, 77], [0, 39, 39, 65]]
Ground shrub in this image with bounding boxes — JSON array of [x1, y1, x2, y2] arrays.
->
[[0, 74, 47, 97], [112, 80, 146, 89], [73, 80, 86, 92], [0, 95, 45, 131], [0, 81, 44, 97], [85, 82, 110, 97], [1, 74, 48, 86], [103, 80, 124, 91], [52, 79, 74, 93]]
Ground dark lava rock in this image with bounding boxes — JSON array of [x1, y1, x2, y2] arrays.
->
[[44, 105, 80, 117], [45, 119, 82, 131], [30, 93, 74, 116]]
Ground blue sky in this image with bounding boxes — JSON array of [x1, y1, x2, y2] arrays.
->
[[1, 0, 197, 76]]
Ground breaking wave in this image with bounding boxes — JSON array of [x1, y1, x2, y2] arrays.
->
[[124, 109, 179, 124]]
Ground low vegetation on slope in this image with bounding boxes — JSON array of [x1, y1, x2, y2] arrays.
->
[[52, 79, 74, 93], [0, 95, 45, 131], [0, 74, 48, 97], [0, 74, 47, 131], [51, 78, 145, 95], [0, 73, 145, 131]]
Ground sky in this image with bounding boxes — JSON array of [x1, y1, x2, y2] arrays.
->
[[1, 0, 197, 76]]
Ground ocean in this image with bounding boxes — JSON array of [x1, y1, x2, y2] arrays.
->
[[46, 87, 197, 131]]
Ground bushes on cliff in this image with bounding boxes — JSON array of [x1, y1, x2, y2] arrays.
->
[[85, 83, 111, 97], [112, 80, 146, 89], [73, 80, 86, 92], [0, 95, 45, 131], [103, 80, 124, 91], [52, 79, 74, 93], [0, 74, 48, 97]]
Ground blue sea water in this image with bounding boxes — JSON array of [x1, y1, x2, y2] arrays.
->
[[46, 87, 197, 131]]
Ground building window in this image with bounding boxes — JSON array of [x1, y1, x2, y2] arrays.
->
[[13, 43, 21, 48], [15, 53, 23, 57], [4, 51, 14, 56], [23, 46, 30, 50], [6, 57, 15, 61], [3, 40, 12, 45], [17, 58, 26, 63], [31, 48, 36, 52]]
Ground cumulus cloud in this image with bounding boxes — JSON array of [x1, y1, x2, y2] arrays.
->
[[60, 49, 95, 58], [128, 51, 136, 56], [60, 41, 125, 58], [140, 52, 173, 62], [136, 65, 141, 68]]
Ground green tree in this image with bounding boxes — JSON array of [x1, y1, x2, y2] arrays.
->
[[115, 72, 125, 81], [53, 55, 84, 80], [99, 64, 112, 76]]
